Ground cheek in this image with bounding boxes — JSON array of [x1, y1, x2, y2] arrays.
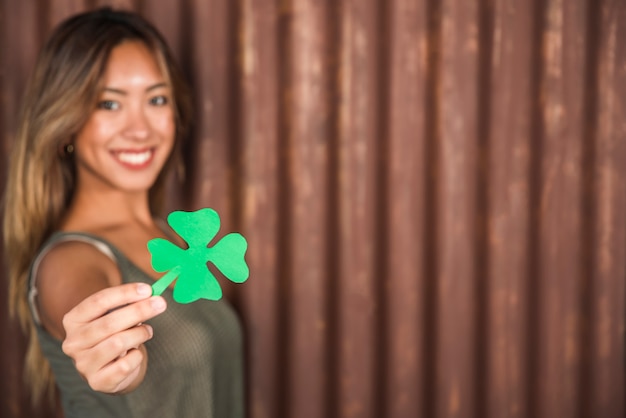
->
[[75, 116, 115, 146], [154, 113, 176, 140]]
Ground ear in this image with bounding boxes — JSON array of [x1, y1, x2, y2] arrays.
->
[[58, 142, 75, 157]]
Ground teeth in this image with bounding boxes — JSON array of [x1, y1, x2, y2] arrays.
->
[[117, 150, 152, 165]]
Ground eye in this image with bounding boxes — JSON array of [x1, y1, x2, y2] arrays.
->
[[150, 95, 169, 106], [97, 100, 120, 110]]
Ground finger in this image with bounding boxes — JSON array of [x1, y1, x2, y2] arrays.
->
[[86, 347, 144, 393], [90, 297, 165, 340], [71, 324, 153, 377], [64, 283, 153, 326], [64, 297, 165, 351]]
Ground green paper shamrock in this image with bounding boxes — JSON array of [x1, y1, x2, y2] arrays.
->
[[148, 208, 249, 303]]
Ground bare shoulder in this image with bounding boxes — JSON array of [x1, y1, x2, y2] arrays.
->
[[35, 240, 121, 340]]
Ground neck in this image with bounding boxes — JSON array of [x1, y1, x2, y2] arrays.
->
[[62, 186, 155, 232]]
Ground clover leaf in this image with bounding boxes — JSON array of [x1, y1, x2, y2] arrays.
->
[[148, 208, 249, 303]]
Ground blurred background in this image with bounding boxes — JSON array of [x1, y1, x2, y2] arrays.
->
[[1, 0, 625, 417]]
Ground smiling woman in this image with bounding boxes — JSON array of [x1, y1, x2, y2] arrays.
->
[[71, 41, 175, 200], [2, 7, 244, 418]]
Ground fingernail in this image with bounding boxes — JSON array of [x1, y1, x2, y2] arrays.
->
[[146, 325, 154, 338], [137, 283, 152, 296], [151, 297, 166, 312]]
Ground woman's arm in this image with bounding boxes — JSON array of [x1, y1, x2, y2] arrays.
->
[[35, 241, 167, 393]]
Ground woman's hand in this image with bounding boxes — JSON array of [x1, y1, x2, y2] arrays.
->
[[61, 282, 167, 393]]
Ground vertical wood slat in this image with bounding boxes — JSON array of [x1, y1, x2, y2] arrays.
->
[[335, 1, 380, 418], [534, 0, 585, 416], [185, 0, 235, 216], [484, 0, 532, 417], [435, 0, 479, 417], [382, 0, 427, 416], [238, 0, 280, 418], [281, 1, 331, 417], [588, 1, 626, 416], [0, 1, 624, 418]]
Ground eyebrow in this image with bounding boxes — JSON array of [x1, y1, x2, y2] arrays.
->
[[102, 82, 169, 95]]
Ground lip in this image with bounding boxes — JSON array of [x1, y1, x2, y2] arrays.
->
[[111, 148, 155, 169]]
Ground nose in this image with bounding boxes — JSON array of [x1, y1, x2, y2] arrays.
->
[[123, 104, 150, 140]]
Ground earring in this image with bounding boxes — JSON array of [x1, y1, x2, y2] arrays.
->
[[64, 143, 74, 154]]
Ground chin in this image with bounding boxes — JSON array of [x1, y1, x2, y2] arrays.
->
[[116, 177, 161, 193]]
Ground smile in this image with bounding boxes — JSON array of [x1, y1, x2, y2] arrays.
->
[[113, 149, 155, 167]]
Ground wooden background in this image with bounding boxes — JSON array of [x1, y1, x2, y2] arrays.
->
[[1, 0, 625, 417]]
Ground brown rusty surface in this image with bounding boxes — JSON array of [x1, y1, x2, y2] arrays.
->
[[383, 0, 427, 415], [483, 1, 532, 417]]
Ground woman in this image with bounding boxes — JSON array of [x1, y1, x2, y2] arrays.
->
[[3, 8, 244, 418]]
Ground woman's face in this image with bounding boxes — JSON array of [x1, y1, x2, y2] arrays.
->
[[72, 41, 175, 196]]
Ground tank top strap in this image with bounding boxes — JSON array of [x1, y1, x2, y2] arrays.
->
[[28, 232, 119, 326]]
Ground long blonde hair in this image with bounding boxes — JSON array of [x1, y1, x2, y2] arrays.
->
[[2, 7, 192, 404]]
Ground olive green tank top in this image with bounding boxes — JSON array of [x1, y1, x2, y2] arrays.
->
[[28, 232, 244, 418]]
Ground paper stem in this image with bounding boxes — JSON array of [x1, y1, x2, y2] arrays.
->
[[152, 266, 180, 296]]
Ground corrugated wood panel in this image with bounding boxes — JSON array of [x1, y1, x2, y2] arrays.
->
[[1, 1, 624, 418], [483, 1, 533, 416], [588, 1, 626, 415], [384, 1, 426, 416], [238, 1, 281, 418]]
